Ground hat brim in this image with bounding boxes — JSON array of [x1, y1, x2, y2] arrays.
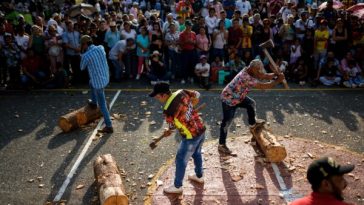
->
[[337, 164, 355, 175], [149, 91, 158, 97]]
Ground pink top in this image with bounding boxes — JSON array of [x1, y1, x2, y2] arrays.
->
[[196, 34, 209, 51]]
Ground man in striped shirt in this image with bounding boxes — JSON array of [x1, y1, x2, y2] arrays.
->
[[80, 35, 113, 133]]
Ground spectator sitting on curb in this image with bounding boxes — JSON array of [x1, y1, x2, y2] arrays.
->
[[194, 55, 211, 90], [290, 156, 355, 205]]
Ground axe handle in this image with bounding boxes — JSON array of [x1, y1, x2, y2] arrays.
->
[[262, 48, 290, 89]]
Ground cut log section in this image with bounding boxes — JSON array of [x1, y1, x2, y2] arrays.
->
[[94, 154, 128, 205], [58, 105, 101, 132], [252, 128, 287, 162]]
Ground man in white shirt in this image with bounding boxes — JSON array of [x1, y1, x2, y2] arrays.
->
[[163, 13, 180, 33], [235, 0, 251, 16], [279, 0, 293, 23], [109, 39, 133, 81], [195, 55, 211, 89], [205, 8, 218, 35], [294, 12, 308, 40]]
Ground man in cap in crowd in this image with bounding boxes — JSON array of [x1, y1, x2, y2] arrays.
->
[[149, 82, 206, 194], [80, 35, 113, 133], [290, 156, 355, 205]]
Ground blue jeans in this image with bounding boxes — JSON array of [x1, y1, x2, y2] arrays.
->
[[219, 96, 256, 145], [174, 132, 205, 188], [111, 59, 125, 81], [167, 49, 179, 76], [90, 84, 112, 127]]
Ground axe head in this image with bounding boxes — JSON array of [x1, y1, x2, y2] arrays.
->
[[259, 39, 275, 49]]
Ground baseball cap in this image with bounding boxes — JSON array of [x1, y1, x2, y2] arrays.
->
[[149, 82, 170, 97], [307, 157, 355, 186], [185, 20, 193, 26]]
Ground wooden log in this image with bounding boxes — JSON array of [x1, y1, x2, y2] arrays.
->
[[94, 154, 128, 205], [58, 105, 101, 133], [252, 129, 287, 163]]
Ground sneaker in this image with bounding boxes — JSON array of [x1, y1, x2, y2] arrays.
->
[[249, 119, 266, 135], [136, 74, 140, 80], [163, 185, 183, 194], [218, 144, 232, 154], [98, 126, 114, 134], [188, 174, 204, 184], [181, 79, 186, 84], [343, 81, 351, 88]]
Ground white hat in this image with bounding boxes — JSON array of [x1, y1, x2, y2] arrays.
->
[[152, 50, 160, 56]]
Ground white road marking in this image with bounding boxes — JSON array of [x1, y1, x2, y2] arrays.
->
[[271, 162, 302, 203], [53, 90, 121, 202]]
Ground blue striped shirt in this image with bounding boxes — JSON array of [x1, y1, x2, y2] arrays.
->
[[80, 45, 109, 89]]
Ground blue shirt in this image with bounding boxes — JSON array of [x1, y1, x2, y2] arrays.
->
[[62, 30, 80, 56], [136, 34, 150, 57], [80, 45, 110, 89], [104, 29, 121, 48], [224, 18, 232, 29]]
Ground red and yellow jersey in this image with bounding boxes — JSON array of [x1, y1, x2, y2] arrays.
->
[[163, 90, 206, 139]]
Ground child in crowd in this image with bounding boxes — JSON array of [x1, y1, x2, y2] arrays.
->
[[210, 56, 224, 83], [290, 38, 302, 65], [291, 57, 308, 85], [194, 55, 211, 89], [342, 60, 364, 88], [148, 50, 169, 85], [318, 58, 341, 86]]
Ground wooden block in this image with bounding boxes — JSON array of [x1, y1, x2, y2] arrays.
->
[[252, 128, 287, 163], [94, 154, 128, 205], [58, 105, 101, 133]]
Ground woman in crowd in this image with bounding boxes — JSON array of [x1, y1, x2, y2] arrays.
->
[[45, 24, 63, 76], [136, 26, 150, 80]]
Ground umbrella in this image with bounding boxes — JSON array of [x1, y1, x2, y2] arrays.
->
[[318, 0, 344, 11], [347, 3, 364, 12], [351, 9, 364, 19], [67, 3, 96, 18]]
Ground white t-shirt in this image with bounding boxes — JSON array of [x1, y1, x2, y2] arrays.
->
[[294, 19, 306, 40], [205, 15, 218, 34], [213, 29, 226, 49], [235, 0, 251, 16], [109, 40, 126, 60], [120, 29, 136, 40], [195, 63, 210, 77], [15, 34, 30, 59], [279, 7, 292, 23]]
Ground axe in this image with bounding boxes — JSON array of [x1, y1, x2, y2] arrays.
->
[[259, 39, 289, 89], [149, 103, 207, 150]]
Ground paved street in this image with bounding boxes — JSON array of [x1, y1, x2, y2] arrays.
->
[[0, 85, 363, 205]]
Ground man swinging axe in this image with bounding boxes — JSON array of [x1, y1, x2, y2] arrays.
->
[[149, 82, 206, 194]]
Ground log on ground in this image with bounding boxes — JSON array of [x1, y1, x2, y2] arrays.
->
[[94, 154, 128, 205], [252, 129, 287, 163], [58, 105, 101, 132]]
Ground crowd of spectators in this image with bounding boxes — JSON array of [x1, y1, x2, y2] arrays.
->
[[0, 0, 363, 90]]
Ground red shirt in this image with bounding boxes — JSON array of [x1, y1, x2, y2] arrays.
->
[[22, 56, 42, 74], [179, 30, 196, 51], [228, 27, 243, 48], [290, 192, 354, 205]]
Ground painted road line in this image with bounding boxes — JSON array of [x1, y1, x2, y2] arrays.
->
[[271, 163, 301, 203], [53, 90, 121, 202]]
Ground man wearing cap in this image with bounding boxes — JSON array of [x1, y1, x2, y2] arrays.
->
[[195, 55, 211, 89], [163, 13, 180, 33], [218, 59, 285, 154], [149, 82, 206, 194], [80, 35, 113, 133], [290, 157, 355, 205]]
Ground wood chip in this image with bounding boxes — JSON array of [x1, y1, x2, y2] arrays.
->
[[14, 114, 20, 118], [150, 121, 156, 125], [76, 184, 85, 190], [145, 111, 152, 115], [38, 184, 45, 188], [156, 180, 163, 187], [27, 179, 34, 183], [321, 130, 328, 134], [148, 174, 154, 179], [18, 129, 23, 132], [307, 153, 314, 159]]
